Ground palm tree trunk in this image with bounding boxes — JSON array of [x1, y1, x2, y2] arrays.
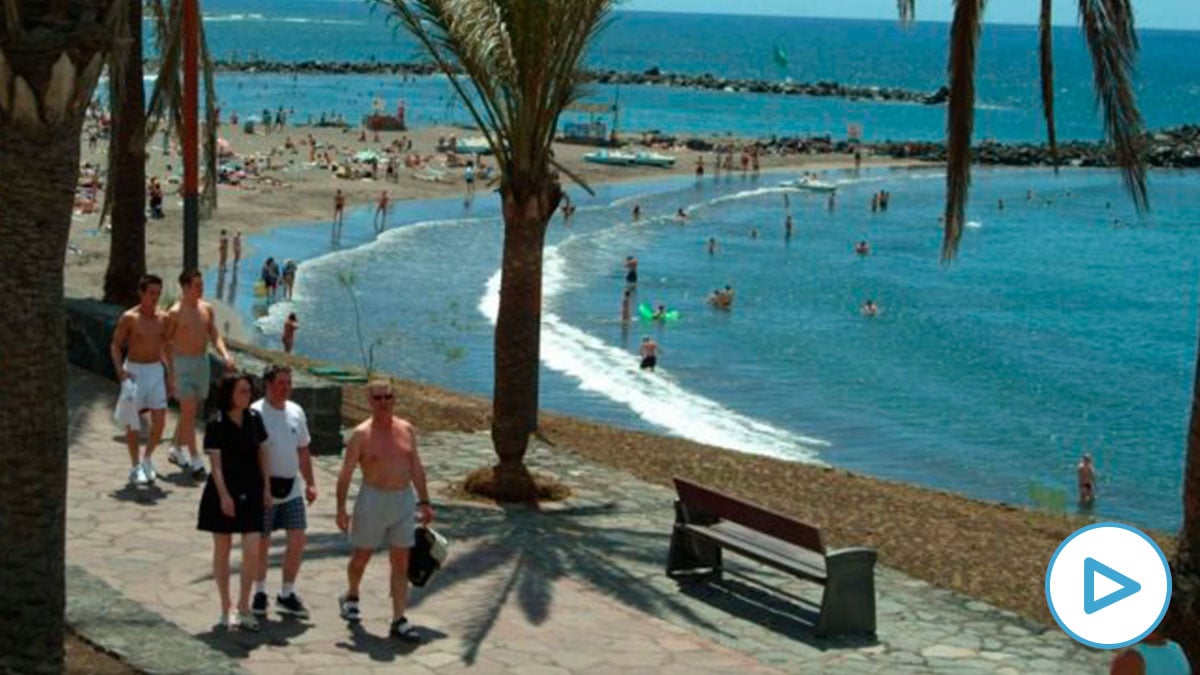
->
[[490, 190, 554, 501], [104, 0, 148, 306], [0, 102, 86, 675], [1165, 331, 1200, 664]]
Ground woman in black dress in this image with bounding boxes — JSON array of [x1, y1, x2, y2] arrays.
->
[[197, 373, 272, 630]]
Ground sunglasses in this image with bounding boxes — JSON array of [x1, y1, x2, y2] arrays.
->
[[371, 393, 394, 401]]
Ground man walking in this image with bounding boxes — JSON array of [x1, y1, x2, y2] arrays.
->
[[251, 365, 316, 619], [166, 269, 236, 478], [336, 380, 434, 641], [109, 275, 171, 486]]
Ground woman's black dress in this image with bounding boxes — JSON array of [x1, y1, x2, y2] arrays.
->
[[197, 409, 268, 534]]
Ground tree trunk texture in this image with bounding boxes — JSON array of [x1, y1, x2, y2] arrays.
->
[[103, 0, 148, 306], [1165, 329, 1200, 665], [0, 104, 89, 675], [490, 187, 557, 502]]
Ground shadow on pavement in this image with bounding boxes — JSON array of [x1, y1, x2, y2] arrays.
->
[[335, 622, 448, 662], [194, 616, 313, 658], [108, 484, 171, 506]]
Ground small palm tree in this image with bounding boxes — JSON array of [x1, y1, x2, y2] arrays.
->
[[375, 0, 614, 501], [0, 2, 125, 670], [905, 0, 1196, 660]]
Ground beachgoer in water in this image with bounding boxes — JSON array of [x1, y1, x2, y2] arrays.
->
[[1077, 453, 1096, 505], [219, 230, 229, 269], [281, 259, 298, 300], [871, 193, 879, 213], [332, 189, 346, 243], [374, 191, 389, 233], [639, 337, 659, 371], [708, 285, 734, 310], [620, 289, 632, 324], [652, 304, 667, 321], [464, 162, 475, 201], [624, 256, 638, 285], [861, 299, 879, 317], [233, 231, 243, 264], [854, 240, 870, 256], [749, 228, 759, 240], [827, 193, 836, 212], [632, 204, 641, 221], [110, 274, 170, 487], [261, 258, 280, 301], [282, 313, 298, 354], [785, 214, 794, 239], [676, 208, 688, 221], [695, 156, 704, 180], [707, 237, 717, 255], [997, 198, 1005, 211]]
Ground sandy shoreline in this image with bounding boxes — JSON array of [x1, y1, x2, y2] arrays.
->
[[65, 122, 1148, 627]]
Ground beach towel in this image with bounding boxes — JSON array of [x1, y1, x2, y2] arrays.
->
[[113, 379, 141, 431]]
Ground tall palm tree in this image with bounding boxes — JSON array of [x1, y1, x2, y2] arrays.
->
[[102, 0, 148, 307], [376, 0, 613, 501], [0, 1, 123, 671], [904, 0, 1195, 661]]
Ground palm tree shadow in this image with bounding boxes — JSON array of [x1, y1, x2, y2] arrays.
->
[[334, 622, 448, 662], [402, 501, 731, 665]]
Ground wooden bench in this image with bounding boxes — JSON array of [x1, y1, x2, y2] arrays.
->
[[666, 477, 877, 637]]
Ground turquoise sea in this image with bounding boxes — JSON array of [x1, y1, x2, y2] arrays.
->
[[194, 4, 1200, 530]]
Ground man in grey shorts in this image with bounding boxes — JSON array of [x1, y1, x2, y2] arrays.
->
[[336, 380, 434, 641]]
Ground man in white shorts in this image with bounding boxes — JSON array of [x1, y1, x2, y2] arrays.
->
[[251, 364, 317, 619], [109, 275, 172, 486]]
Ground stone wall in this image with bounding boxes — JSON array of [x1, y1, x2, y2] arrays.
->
[[65, 296, 343, 455]]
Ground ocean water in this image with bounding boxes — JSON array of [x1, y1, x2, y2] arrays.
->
[[177, 2, 1200, 142], [223, 167, 1200, 531], [185, 4, 1200, 530]]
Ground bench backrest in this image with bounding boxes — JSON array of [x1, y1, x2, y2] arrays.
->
[[674, 477, 824, 554]]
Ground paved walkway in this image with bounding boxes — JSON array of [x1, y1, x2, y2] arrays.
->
[[65, 367, 1108, 674]]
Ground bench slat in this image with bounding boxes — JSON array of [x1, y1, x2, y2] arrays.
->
[[684, 523, 827, 582], [674, 477, 824, 553]]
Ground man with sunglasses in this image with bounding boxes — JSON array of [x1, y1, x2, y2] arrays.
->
[[336, 380, 435, 641]]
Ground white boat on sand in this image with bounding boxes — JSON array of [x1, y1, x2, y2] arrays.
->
[[584, 150, 638, 166]]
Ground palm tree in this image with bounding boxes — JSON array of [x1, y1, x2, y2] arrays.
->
[[904, 0, 1195, 661], [0, 1, 123, 671], [376, 0, 614, 501], [102, 0, 148, 306]]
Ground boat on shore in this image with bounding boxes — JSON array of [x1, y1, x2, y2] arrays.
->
[[584, 149, 638, 166], [780, 175, 838, 192], [633, 151, 676, 168], [456, 137, 493, 155]]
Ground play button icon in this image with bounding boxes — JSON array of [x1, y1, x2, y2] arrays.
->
[[1046, 523, 1171, 649], [1083, 557, 1141, 614]]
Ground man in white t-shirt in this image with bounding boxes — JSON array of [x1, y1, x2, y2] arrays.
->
[[250, 364, 317, 619]]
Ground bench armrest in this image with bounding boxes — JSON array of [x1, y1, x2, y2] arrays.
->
[[825, 547, 877, 567]]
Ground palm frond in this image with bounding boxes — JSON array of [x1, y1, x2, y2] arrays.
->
[[1078, 0, 1148, 212], [375, 0, 614, 196], [1040, 0, 1058, 173], [898, 0, 916, 24], [941, 0, 985, 262]]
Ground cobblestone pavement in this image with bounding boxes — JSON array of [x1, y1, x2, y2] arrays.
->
[[65, 367, 1108, 673]]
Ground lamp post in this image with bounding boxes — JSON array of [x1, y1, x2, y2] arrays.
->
[[182, 0, 199, 270]]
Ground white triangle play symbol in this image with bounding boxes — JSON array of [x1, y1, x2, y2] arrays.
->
[[1093, 572, 1122, 600]]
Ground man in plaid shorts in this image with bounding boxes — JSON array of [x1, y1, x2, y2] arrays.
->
[[251, 364, 317, 618]]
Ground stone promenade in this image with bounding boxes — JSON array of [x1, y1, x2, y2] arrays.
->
[[65, 366, 1108, 674]]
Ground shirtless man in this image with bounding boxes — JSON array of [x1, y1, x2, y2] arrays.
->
[[218, 230, 229, 269], [1077, 453, 1097, 505], [639, 337, 659, 371], [374, 190, 389, 234], [166, 269, 235, 478], [624, 256, 638, 286], [336, 380, 434, 641], [110, 275, 171, 486], [332, 189, 346, 243]]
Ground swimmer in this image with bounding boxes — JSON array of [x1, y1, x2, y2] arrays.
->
[[632, 204, 641, 221], [785, 214, 793, 239], [676, 208, 688, 221], [707, 237, 717, 255], [652, 304, 667, 321], [624, 255, 638, 285], [854, 240, 870, 256], [620, 288, 633, 324], [749, 228, 759, 240], [1077, 453, 1096, 505], [638, 336, 659, 371], [861, 299, 879, 317], [997, 198, 1004, 211]]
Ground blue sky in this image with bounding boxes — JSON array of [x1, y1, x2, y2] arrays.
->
[[623, 1, 1198, 32]]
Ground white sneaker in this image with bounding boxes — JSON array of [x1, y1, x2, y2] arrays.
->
[[129, 465, 149, 486], [190, 456, 207, 478], [141, 460, 157, 483], [167, 446, 188, 468]]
